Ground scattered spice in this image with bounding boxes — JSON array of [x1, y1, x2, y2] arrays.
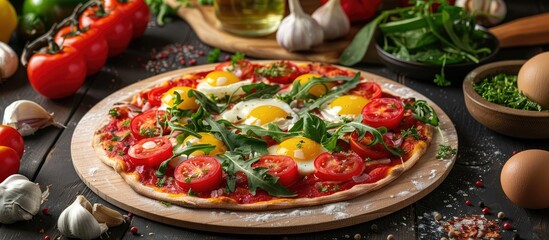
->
[[43, 236, 50, 240], [144, 42, 229, 74], [482, 207, 490, 215], [478, 201, 485, 208], [130, 226, 139, 235], [503, 221, 512, 230], [497, 211, 505, 219], [465, 200, 472, 206], [475, 180, 484, 188], [386, 234, 395, 240], [354, 233, 361, 240], [441, 215, 501, 239], [127, 212, 134, 219], [370, 223, 378, 232], [512, 233, 521, 240], [433, 211, 442, 221], [42, 207, 50, 216]]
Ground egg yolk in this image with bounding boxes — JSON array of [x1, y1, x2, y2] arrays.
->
[[245, 105, 289, 126], [161, 86, 199, 110], [295, 73, 335, 98], [329, 95, 370, 115], [183, 132, 227, 157], [205, 71, 240, 87], [276, 137, 321, 162]]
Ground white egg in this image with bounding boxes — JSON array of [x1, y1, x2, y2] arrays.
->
[[267, 136, 327, 176], [221, 98, 299, 130], [320, 94, 371, 122]]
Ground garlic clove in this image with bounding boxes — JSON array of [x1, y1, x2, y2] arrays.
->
[[312, 0, 350, 40], [455, 0, 507, 26], [0, 174, 42, 224], [58, 195, 108, 240], [92, 203, 125, 227], [2, 100, 65, 136], [276, 0, 324, 51]]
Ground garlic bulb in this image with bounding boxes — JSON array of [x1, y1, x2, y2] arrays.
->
[[276, 0, 324, 51], [58, 195, 108, 240], [0, 41, 18, 80], [2, 100, 65, 136], [0, 174, 42, 224], [312, 0, 350, 40], [455, 0, 507, 26]]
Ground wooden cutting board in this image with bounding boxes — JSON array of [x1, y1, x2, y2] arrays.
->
[[164, 0, 380, 64], [70, 62, 457, 234]]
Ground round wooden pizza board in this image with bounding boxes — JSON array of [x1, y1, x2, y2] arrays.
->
[[71, 62, 458, 235]]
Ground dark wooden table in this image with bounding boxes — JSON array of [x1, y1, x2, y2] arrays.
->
[[2, 1, 549, 239]]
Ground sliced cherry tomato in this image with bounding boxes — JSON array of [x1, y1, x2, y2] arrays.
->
[[174, 156, 223, 193], [367, 166, 391, 183], [27, 43, 86, 99], [104, 0, 150, 38], [127, 136, 173, 167], [147, 84, 172, 107], [350, 82, 382, 100], [350, 131, 392, 160], [55, 24, 108, 76], [255, 61, 301, 84], [361, 98, 404, 130], [0, 125, 24, 158], [0, 146, 21, 182], [130, 110, 170, 140], [80, 4, 133, 57], [215, 59, 255, 79], [253, 155, 300, 187], [314, 152, 365, 181]]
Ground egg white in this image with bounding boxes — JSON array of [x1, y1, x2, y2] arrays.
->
[[221, 98, 299, 130], [196, 78, 253, 99]]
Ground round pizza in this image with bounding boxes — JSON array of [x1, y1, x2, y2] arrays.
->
[[92, 59, 439, 210]]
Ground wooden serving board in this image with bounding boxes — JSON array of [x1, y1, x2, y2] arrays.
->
[[164, 0, 380, 64], [71, 62, 457, 235]]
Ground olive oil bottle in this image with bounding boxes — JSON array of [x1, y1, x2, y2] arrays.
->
[[214, 0, 286, 37]]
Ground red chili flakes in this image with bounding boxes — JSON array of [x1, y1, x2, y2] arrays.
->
[[441, 215, 501, 239]]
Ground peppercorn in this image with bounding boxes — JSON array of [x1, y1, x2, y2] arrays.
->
[[482, 207, 490, 214], [497, 211, 505, 219], [503, 221, 512, 230], [465, 200, 472, 206], [478, 201, 485, 208], [130, 226, 138, 235], [475, 180, 483, 187]]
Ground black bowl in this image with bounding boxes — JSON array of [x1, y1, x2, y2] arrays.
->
[[375, 29, 500, 82]]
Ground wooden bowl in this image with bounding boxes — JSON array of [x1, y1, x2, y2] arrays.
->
[[463, 60, 549, 139]]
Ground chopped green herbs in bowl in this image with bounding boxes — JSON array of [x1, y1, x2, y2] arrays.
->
[[463, 60, 549, 139]]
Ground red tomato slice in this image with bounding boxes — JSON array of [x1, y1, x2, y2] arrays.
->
[[255, 61, 301, 84], [127, 136, 173, 167], [54, 26, 108, 76], [80, 5, 133, 57], [174, 156, 223, 193], [367, 166, 391, 183], [0, 125, 24, 158], [361, 98, 404, 130], [253, 155, 300, 187], [130, 110, 170, 140], [0, 146, 21, 182], [350, 132, 392, 160], [147, 85, 172, 107], [214, 59, 255, 79], [314, 152, 365, 181], [350, 82, 382, 100]]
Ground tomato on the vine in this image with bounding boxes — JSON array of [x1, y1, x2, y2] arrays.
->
[[253, 155, 301, 187], [174, 156, 223, 193], [350, 82, 382, 100], [27, 42, 86, 99], [314, 152, 365, 181], [255, 61, 301, 84], [130, 110, 170, 140], [0, 125, 24, 158], [0, 146, 20, 182], [55, 24, 108, 76], [361, 98, 404, 130], [79, 4, 133, 57], [104, 0, 150, 38], [127, 136, 173, 167], [215, 59, 255, 80]]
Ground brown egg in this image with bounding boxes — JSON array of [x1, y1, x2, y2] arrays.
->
[[517, 52, 549, 109], [500, 149, 549, 209]]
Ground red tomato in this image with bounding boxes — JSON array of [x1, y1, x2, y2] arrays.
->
[[130, 110, 170, 140], [350, 82, 382, 100], [253, 155, 300, 187], [0, 146, 20, 182], [321, 0, 382, 23], [314, 152, 365, 181], [361, 98, 404, 130], [127, 136, 173, 167], [55, 26, 108, 76], [215, 59, 255, 79], [350, 131, 392, 160], [255, 61, 301, 84], [80, 5, 133, 57], [367, 166, 391, 183], [105, 0, 151, 38], [147, 84, 172, 107], [0, 125, 24, 158], [27, 44, 86, 99], [174, 156, 223, 193]]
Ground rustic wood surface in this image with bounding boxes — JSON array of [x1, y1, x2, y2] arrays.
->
[[1, 0, 549, 239]]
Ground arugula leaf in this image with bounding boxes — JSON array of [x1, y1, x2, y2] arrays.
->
[[218, 152, 296, 197], [189, 89, 222, 114], [241, 82, 281, 101], [239, 124, 299, 143], [301, 113, 326, 143], [405, 100, 439, 126], [204, 116, 268, 156], [296, 73, 361, 115]]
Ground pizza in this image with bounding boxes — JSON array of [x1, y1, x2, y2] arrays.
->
[[92, 60, 438, 210]]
